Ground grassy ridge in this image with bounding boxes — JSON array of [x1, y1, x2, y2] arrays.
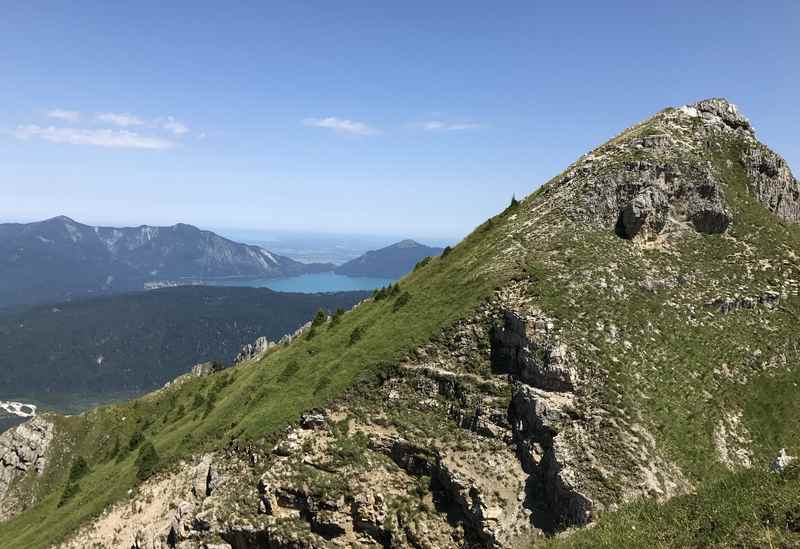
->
[[0, 204, 522, 548], [3, 113, 799, 548]]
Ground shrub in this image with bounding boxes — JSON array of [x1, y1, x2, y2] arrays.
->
[[373, 286, 388, 300], [108, 435, 121, 461], [58, 456, 90, 507], [192, 393, 206, 410], [313, 375, 331, 395], [441, 246, 452, 258], [393, 291, 411, 312], [389, 283, 401, 297], [331, 308, 345, 325], [311, 309, 327, 328], [277, 360, 301, 382], [414, 257, 431, 270], [349, 326, 365, 345], [58, 482, 80, 507], [68, 456, 89, 484], [128, 430, 145, 451], [135, 441, 159, 481]]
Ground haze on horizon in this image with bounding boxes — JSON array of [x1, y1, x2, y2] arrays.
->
[[2, 1, 798, 240]]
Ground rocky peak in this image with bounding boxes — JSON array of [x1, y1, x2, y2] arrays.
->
[[534, 98, 798, 245], [688, 97, 754, 134]]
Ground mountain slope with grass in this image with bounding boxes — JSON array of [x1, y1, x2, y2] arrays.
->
[[0, 217, 333, 308], [1, 98, 799, 549]]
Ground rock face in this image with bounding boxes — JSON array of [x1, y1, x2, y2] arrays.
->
[[545, 98, 798, 244], [0, 417, 55, 521], [191, 361, 229, 377], [496, 309, 689, 526], [233, 336, 276, 365], [741, 142, 800, 223]]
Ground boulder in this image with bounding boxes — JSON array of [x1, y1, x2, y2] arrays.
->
[[191, 361, 227, 377], [300, 411, 327, 429], [192, 454, 220, 498], [693, 98, 753, 132], [771, 448, 797, 473]]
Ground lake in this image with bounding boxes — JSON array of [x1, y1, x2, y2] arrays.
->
[[210, 271, 395, 293]]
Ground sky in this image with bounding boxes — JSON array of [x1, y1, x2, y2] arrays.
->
[[1, 1, 798, 240]]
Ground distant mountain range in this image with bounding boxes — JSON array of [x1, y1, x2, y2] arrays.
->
[[0, 285, 368, 395], [0, 216, 333, 307], [334, 239, 444, 278]]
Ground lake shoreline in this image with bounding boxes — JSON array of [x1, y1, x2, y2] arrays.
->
[[205, 271, 396, 294]]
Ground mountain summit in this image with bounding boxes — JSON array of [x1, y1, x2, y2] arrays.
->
[[335, 239, 444, 278], [0, 217, 332, 307], [1, 99, 798, 548]]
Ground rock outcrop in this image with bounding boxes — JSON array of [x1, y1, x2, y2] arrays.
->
[[191, 361, 229, 377], [771, 448, 797, 474], [541, 98, 797, 245], [234, 336, 276, 365], [0, 416, 55, 521]]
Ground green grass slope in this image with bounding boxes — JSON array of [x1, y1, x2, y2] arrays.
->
[[0, 203, 525, 547], [1, 100, 799, 548]]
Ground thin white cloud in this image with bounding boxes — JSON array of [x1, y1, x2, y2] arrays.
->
[[96, 112, 145, 127], [303, 117, 379, 136], [160, 116, 189, 135], [47, 109, 81, 122], [15, 125, 174, 150], [416, 120, 482, 131]]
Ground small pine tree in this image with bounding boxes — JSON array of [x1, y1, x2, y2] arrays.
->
[[128, 430, 144, 451], [58, 482, 80, 507], [311, 309, 327, 328], [414, 256, 431, 271], [349, 326, 365, 345], [393, 291, 411, 312], [68, 456, 89, 484], [373, 286, 389, 301], [331, 308, 344, 325], [509, 194, 519, 208], [135, 440, 160, 481]]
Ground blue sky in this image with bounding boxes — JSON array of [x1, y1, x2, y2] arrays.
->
[[2, 1, 798, 240]]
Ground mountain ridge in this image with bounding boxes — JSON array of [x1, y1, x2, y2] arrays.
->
[[0, 216, 334, 308], [1, 98, 799, 548]]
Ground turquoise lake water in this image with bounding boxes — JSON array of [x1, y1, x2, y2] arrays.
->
[[210, 271, 395, 293]]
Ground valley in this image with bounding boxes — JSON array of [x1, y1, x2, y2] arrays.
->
[[0, 285, 369, 396]]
